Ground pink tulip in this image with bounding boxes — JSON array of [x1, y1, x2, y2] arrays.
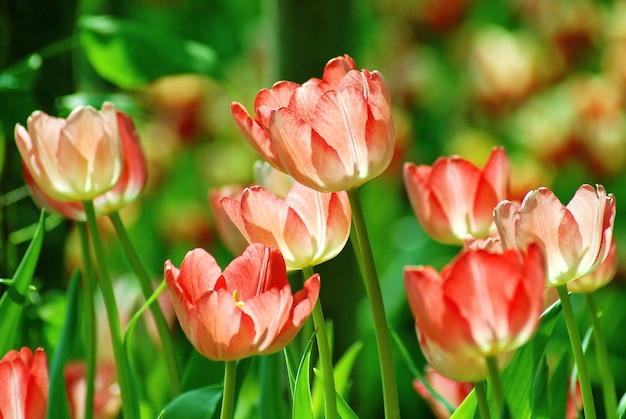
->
[[220, 182, 351, 270], [209, 185, 250, 256], [494, 184, 615, 286], [403, 146, 510, 245], [0, 347, 48, 419], [404, 245, 545, 358], [22, 110, 148, 221], [413, 367, 473, 418], [165, 243, 320, 361], [15, 102, 123, 202], [568, 240, 618, 293], [230, 54, 395, 192]]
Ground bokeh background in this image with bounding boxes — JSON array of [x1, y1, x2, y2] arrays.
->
[[2, 0, 626, 417]]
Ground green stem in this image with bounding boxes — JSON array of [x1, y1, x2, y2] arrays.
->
[[556, 285, 596, 419], [82, 201, 139, 419], [585, 292, 617, 419], [474, 381, 491, 419], [302, 266, 337, 419], [220, 361, 238, 419], [347, 188, 400, 419], [108, 211, 181, 396], [76, 224, 96, 419], [486, 356, 506, 417]]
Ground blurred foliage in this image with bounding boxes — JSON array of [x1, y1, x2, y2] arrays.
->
[[2, 0, 626, 418]]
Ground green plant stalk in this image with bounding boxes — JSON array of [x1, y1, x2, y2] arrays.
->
[[76, 223, 96, 419], [347, 188, 400, 419], [109, 211, 181, 396], [220, 361, 238, 419], [474, 381, 491, 419], [586, 292, 617, 419], [556, 284, 596, 419], [83, 201, 139, 419], [302, 266, 337, 419], [486, 356, 506, 417]]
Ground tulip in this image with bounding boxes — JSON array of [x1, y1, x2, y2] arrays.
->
[[494, 184, 616, 286], [220, 181, 351, 270], [0, 347, 48, 419], [404, 245, 545, 358], [164, 243, 320, 361], [413, 367, 473, 419], [230, 54, 395, 192], [209, 185, 250, 256], [65, 361, 120, 419], [568, 240, 618, 293], [15, 102, 123, 202], [22, 110, 148, 221], [403, 146, 510, 245]]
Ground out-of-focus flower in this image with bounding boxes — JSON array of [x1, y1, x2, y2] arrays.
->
[[230, 54, 395, 192], [413, 367, 473, 418], [209, 185, 249, 256], [494, 184, 615, 286], [23, 110, 148, 221], [15, 102, 122, 202], [0, 347, 48, 419], [404, 245, 545, 358], [253, 160, 294, 199], [165, 243, 320, 361], [568, 240, 618, 293], [468, 26, 540, 109], [403, 146, 509, 245], [65, 361, 120, 419], [220, 182, 351, 270]]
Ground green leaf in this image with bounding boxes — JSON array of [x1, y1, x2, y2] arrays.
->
[[78, 15, 223, 89], [46, 271, 81, 419], [312, 368, 360, 419], [548, 350, 571, 419], [530, 355, 550, 419], [292, 335, 315, 419], [159, 385, 223, 419], [0, 210, 44, 355]]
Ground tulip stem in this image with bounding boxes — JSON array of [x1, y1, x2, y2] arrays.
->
[[585, 292, 617, 419], [83, 201, 140, 419], [109, 211, 181, 397], [473, 381, 491, 419], [77, 223, 96, 419], [220, 361, 237, 419], [486, 355, 507, 417], [303, 266, 338, 419], [556, 284, 596, 419], [347, 188, 400, 419]]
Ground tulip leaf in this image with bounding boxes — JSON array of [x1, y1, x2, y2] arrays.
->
[[312, 368, 360, 419], [78, 15, 223, 89], [0, 210, 44, 355], [159, 385, 223, 419], [530, 355, 550, 419], [292, 336, 315, 419], [548, 350, 571, 419], [46, 270, 80, 419]]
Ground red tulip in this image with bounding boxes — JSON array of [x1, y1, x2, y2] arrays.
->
[[494, 184, 615, 286], [231, 54, 395, 192], [403, 146, 509, 245], [22, 110, 148, 221], [15, 102, 122, 202], [220, 182, 351, 270], [0, 347, 48, 419], [165, 243, 320, 361], [404, 245, 545, 358]]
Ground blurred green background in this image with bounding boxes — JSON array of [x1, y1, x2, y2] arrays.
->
[[2, 0, 626, 417]]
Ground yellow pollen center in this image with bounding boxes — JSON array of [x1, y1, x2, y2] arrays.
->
[[232, 290, 245, 309]]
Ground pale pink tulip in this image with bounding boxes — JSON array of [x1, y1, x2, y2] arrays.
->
[[231, 54, 395, 192], [568, 240, 618, 293], [0, 347, 48, 419], [22, 110, 148, 221], [404, 245, 545, 358], [165, 243, 320, 361], [15, 102, 122, 202], [403, 147, 510, 245], [494, 184, 615, 286], [220, 182, 351, 270]]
